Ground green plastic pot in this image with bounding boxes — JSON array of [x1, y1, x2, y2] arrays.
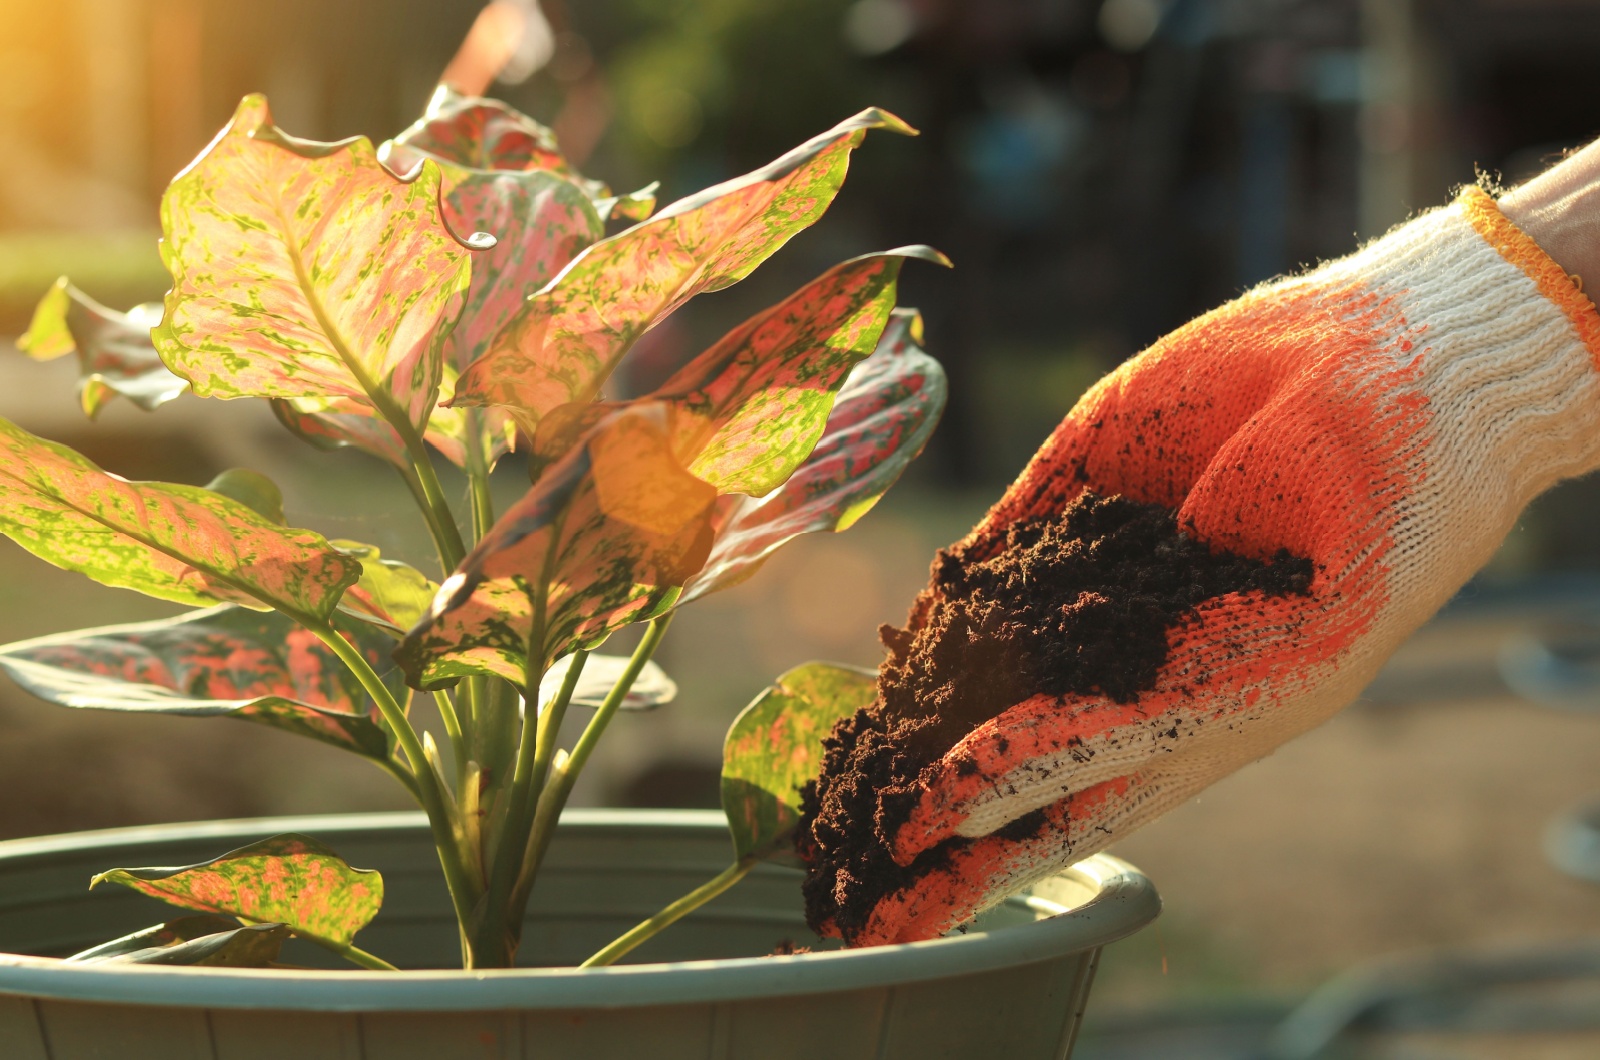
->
[[0, 809, 1158, 1059]]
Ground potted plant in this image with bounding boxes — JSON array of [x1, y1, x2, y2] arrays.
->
[[0, 72, 1158, 1058]]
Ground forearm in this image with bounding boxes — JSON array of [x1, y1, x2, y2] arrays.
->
[[1499, 138, 1600, 290]]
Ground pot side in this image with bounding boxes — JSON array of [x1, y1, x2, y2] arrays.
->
[[0, 809, 1159, 1059]]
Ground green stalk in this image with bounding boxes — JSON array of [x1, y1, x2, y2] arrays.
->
[[529, 651, 586, 813], [580, 859, 755, 968], [511, 614, 674, 917], [464, 408, 497, 545], [393, 463, 458, 576], [396, 425, 466, 573], [471, 650, 589, 964], [308, 621, 479, 930], [432, 689, 468, 782], [324, 941, 400, 972]]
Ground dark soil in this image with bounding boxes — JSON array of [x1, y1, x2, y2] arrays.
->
[[797, 491, 1313, 943]]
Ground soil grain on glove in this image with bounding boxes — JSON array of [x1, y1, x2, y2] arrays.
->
[[798, 491, 1312, 942]]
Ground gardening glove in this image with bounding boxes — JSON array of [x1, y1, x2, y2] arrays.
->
[[818, 173, 1600, 947]]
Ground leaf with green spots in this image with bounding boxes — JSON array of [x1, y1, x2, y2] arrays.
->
[[397, 403, 715, 688], [529, 247, 942, 477], [17, 278, 185, 418], [69, 918, 290, 967], [381, 88, 648, 221], [331, 540, 438, 635], [427, 167, 601, 472], [152, 94, 475, 435], [538, 653, 676, 713], [722, 662, 878, 865], [681, 308, 946, 605], [271, 365, 517, 473], [451, 108, 917, 433], [0, 605, 408, 760], [383, 90, 571, 177], [0, 414, 359, 617], [270, 395, 411, 469], [91, 834, 384, 950]]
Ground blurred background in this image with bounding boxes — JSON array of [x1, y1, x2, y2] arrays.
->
[[6, 0, 1600, 1055]]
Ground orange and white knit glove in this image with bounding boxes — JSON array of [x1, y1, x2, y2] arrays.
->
[[836, 181, 1600, 946]]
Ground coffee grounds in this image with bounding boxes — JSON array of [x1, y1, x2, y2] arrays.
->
[[797, 491, 1313, 942]]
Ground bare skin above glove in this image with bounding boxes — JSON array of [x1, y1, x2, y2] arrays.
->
[[800, 144, 1600, 947]]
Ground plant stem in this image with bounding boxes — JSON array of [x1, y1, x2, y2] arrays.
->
[[316, 939, 399, 972], [553, 615, 672, 809], [579, 859, 755, 968], [308, 621, 479, 929], [432, 690, 467, 777], [511, 614, 674, 918], [464, 409, 497, 545], [400, 436, 466, 573], [471, 650, 589, 964], [529, 651, 585, 816]]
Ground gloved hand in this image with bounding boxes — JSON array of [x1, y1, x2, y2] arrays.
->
[[805, 145, 1600, 946]]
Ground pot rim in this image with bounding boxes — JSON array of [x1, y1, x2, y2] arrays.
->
[[0, 809, 1160, 1011]]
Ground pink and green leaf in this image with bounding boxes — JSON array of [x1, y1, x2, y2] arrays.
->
[[680, 308, 945, 604], [381, 89, 648, 221], [437, 169, 602, 373], [271, 367, 517, 472], [0, 415, 359, 617], [0, 604, 408, 760], [451, 108, 917, 431], [331, 540, 438, 635], [383, 90, 571, 177], [91, 834, 383, 949], [152, 94, 475, 433], [18, 278, 185, 418], [654, 247, 944, 494], [397, 404, 715, 688], [270, 395, 411, 470], [70, 919, 290, 967], [722, 662, 878, 864]]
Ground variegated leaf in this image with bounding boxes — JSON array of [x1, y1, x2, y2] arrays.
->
[[680, 308, 945, 604], [270, 394, 411, 469], [383, 90, 570, 177], [0, 605, 406, 760], [528, 247, 941, 479], [439, 170, 602, 370], [153, 94, 475, 433], [18, 278, 185, 417], [92, 834, 383, 950], [382, 89, 650, 222], [451, 109, 916, 432], [723, 662, 878, 865], [75, 921, 290, 967], [537, 652, 676, 713], [397, 404, 715, 688], [428, 170, 600, 471], [271, 365, 517, 472], [0, 415, 358, 617], [331, 540, 438, 635]]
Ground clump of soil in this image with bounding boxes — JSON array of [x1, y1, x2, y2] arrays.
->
[[797, 491, 1313, 942]]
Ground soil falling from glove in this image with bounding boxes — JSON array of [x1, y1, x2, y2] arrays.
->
[[797, 492, 1314, 943]]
